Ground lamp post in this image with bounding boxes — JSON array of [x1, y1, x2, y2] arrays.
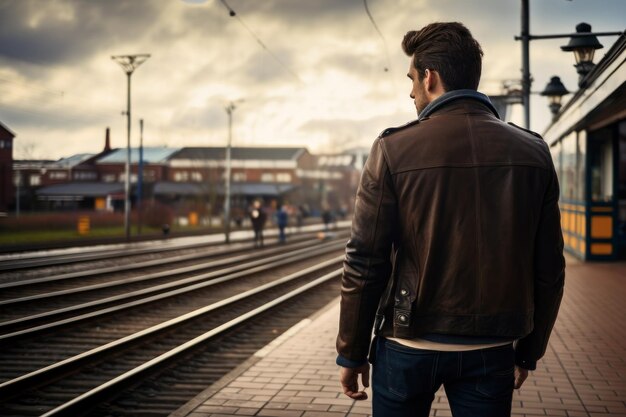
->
[[224, 102, 235, 244], [516, 0, 622, 128], [540, 76, 569, 119], [137, 118, 144, 235], [111, 53, 150, 241]]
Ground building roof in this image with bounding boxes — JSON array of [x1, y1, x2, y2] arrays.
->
[[97, 147, 180, 164], [13, 160, 56, 169], [0, 120, 16, 137], [50, 153, 95, 168], [154, 181, 295, 197], [36, 182, 124, 197], [171, 147, 307, 161]]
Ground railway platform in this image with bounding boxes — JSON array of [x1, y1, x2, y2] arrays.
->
[[171, 253, 626, 417]]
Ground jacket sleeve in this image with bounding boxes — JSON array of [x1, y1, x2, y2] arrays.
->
[[515, 161, 565, 370], [336, 138, 397, 366]]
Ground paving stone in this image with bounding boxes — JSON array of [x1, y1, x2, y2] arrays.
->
[[173, 256, 626, 416]]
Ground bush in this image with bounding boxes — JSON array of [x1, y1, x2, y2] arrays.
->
[[141, 202, 174, 229], [0, 212, 125, 232]]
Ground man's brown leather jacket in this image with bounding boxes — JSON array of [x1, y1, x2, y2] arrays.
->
[[337, 92, 565, 371]]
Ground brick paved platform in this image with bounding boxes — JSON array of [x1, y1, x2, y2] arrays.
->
[[171, 254, 626, 417]]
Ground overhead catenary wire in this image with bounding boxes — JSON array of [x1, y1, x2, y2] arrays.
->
[[219, 0, 303, 84], [363, 0, 392, 73]]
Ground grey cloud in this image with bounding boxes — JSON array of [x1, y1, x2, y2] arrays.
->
[[230, 0, 366, 23], [0, 103, 110, 131], [169, 102, 225, 130], [299, 111, 414, 140], [0, 0, 162, 65]]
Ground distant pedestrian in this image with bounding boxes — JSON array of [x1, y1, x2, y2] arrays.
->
[[275, 205, 289, 243], [321, 208, 333, 231], [295, 206, 304, 230], [249, 200, 267, 248]]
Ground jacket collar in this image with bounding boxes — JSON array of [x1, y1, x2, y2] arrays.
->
[[418, 89, 500, 121]]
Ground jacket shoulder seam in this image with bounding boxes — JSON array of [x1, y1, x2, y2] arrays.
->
[[390, 162, 552, 175]]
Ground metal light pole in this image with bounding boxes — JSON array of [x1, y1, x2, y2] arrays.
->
[[137, 118, 144, 235], [517, 0, 622, 129], [521, 0, 531, 129], [112, 53, 150, 241], [224, 102, 235, 244]]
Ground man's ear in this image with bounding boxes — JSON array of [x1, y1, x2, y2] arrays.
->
[[423, 69, 437, 92], [425, 69, 446, 95]]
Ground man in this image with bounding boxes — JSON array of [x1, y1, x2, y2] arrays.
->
[[336, 22, 564, 417], [249, 200, 267, 248], [275, 204, 289, 243]]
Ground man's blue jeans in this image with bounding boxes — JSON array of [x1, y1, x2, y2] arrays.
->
[[372, 337, 515, 417]]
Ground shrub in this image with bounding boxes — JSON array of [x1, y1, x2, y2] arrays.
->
[[141, 202, 174, 229]]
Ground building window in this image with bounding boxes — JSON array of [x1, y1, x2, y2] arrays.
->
[[191, 171, 203, 182], [74, 171, 97, 180], [233, 172, 247, 182], [103, 174, 116, 182], [276, 173, 292, 183], [260, 173, 275, 182], [30, 175, 41, 186], [590, 127, 614, 203], [174, 171, 189, 182], [50, 171, 68, 180], [143, 170, 155, 181]]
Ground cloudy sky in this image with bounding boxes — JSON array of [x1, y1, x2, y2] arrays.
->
[[0, 0, 624, 160]]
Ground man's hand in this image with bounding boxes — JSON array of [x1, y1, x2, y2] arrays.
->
[[514, 365, 529, 389], [339, 363, 370, 400]]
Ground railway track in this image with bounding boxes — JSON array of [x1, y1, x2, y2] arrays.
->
[[0, 229, 348, 416]]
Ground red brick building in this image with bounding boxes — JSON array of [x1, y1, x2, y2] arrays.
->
[[13, 139, 364, 220], [0, 121, 15, 212]]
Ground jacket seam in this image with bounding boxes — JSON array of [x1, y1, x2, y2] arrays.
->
[[350, 138, 388, 361], [390, 163, 550, 175], [466, 114, 482, 330]]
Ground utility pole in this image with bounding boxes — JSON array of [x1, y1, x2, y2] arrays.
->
[[521, 0, 531, 129], [224, 102, 235, 244], [137, 118, 144, 235], [517, 0, 621, 129], [112, 53, 150, 241]]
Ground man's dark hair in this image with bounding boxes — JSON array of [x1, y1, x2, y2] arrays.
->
[[402, 22, 483, 91]]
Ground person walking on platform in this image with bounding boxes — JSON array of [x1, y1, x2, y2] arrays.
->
[[321, 207, 333, 231], [275, 204, 289, 243], [336, 22, 565, 417], [249, 200, 267, 248]]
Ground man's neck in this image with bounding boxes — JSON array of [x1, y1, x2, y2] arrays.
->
[[418, 89, 499, 121]]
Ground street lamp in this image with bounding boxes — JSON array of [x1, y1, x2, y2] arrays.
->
[[560, 23, 604, 83], [540, 76, 569, 118], [112, 53, 150, 241], [224, 102, 235, 244], [516, 0, 622, 128], [137, 118, 145, 235]]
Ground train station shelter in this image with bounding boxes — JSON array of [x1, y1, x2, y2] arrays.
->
[[543, 33, 626, 260]]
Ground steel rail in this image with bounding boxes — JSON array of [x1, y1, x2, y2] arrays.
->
[[0, 241, 345, 339], [0, 235, 344, 305], [40, 269, 342, 416], [0, 226, 346, 271], [0, 240, 209, 271], [0, 231, 339, 290], [0, 258, 343, 403]]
